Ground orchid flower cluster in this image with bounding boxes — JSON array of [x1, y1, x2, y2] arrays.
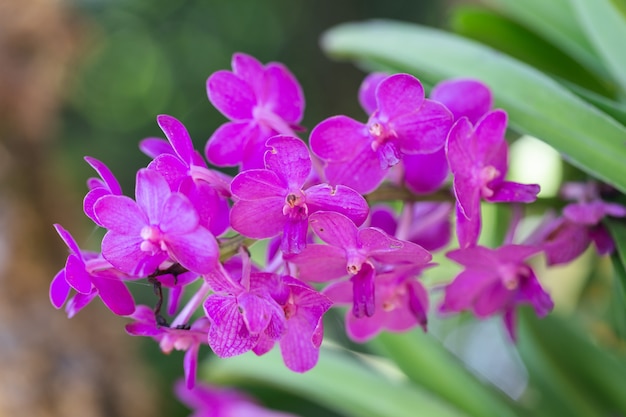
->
[[50, 52, 626, 410]]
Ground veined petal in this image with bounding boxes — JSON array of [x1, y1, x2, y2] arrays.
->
[[305, 184, 369, 227], [135, 169, 171, 224], [148, 154, 189, 190], [206, 70, 255, 120], [446, 117, 476, 175], [439, 269, 497, 313], [139, 137, 174, 159], [430, 78, 493, 124], [281, 218, 309, 255], [230, 199, 285, 239], [84, 187, 112, 225], [183, 344, 199, 389], [358, 72, 388, 115], [166, 227, 218, 274], [308, 211, 358, 249], [50, 269, 70, 309], [284, 244, 347, 282], [54, 224, 82, 257], [264, 135, 311, 188], [375, 73, 424, 119], [238, 292, 273, 334], [204, 295, 258, 357], [392, 99, 452, 155], [157, 114, 194, 164], [205, 121, 253, 167], [91, 271, 135, 316], [94, 195, 146, 235], [159, 193, 199, 235], [310, 115, 368, 162], [263, 63, 305, 123], [279, 314, 321, 372], [230, 169, 286, 200], [455, 203, 481, 249]]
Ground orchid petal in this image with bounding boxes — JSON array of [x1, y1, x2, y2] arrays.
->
[[310, 115, 368, 163], [206, 70, 255, 120], [230, 199, 285, 239], [430, 78, 493, 124], [305, 184, 369, 226], [94, 195, 146, 235], [91, 271, 135, 316], [264, 135, 311, 188], [50, 269, 71, 309], [375, 73, 424, 118]]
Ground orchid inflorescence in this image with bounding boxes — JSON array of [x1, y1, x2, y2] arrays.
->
[[50, 52, 626, 398]]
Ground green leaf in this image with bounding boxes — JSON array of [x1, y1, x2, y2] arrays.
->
[[517, 309, 626, 416], [203, 346, 469, 417], [451, 6, 611, 95], [571, 0, 626, 94], [484, 0, 611, 83], [321, 20, 626, 193], [369, 331, 526, 417]]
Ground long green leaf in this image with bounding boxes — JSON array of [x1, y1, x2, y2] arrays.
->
[[571, 0, 626, 94], [321, 20, 626, 193], [370, 331, 526, 417], [485, 0, 611, 82], [203, 346, 469, 417]]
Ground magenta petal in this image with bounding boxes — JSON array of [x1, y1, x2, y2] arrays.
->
[[430, 78, 493, 124], [305, 184, 369, 226], [166, 228, 218, 274], [564, 201, 624, 225], [91, 271, 135, 316], [54, 224, 82, 257], [148, 154, 189, 190], [205, 121, 252, 167], [473, 281, 510, 317], [346, 311, 384, 342], [369, 206, 398, 236], [323, 147, 386, 194], [282, 218, 309, 254], [591, 226, 614, 255], [308, 211, 358, 249], [264, 63, 305, 123], [159, 193, 199, 235], [84, 187, 112, 225], [157, 114, 194, 164], [393, 99, 452, 155], [135, 169, 171, 223], [206, 70, 256, 120], [279, 315, 321, 372], [238, 292, 273, 334], [375, 74, 424, 118], [65, 254, 92, 294], [84, 156, 122, 195], [183, 344, 199, 389], [310, 115, 368, 162], [474, 110, 507, 159], [519, 271, 553, 317], [358, 72, 388, 115], [455, 203, 481, 249], [264, 135, 311, 188], [489, 181, 540, 203], [446, 245, 499, 269], [403, 148, 449, 194], [359, 228, 432, 266], [406, 280, 429, 330], [94, 195, 147, 235], [230, 199, 285, 239], [101, 232, 166, 276], [440, 269, 496, 313], [542, 220, 591, 265], [232, 53, 265, 89], [351, 263, 376, 318], [204, 295, 258, 357], [66, 291, 97, 318], [50, 270, 71, 309], [284, 244, 348, 282], [139, 137, 174, 159], [231, 169, 286, 199]]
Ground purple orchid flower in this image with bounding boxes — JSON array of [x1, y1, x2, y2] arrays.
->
[[310, 73, 453, 194], [203, 260, 287, 358], [93, 168, 218, 277], [285, 211, 432, 318], [175, 379, 301, 417], [324, 264, 429, 342], [141, 114, 231, 236], [446, 110, 540, 248], [126, 305, 210, 388], [50, 224, 135, 317], [205, 52, 305, 170], [440, 245, 554, 341], [252, 275, 332, 372], [527, 182, 626, 265], [230, 135, 369, 254]]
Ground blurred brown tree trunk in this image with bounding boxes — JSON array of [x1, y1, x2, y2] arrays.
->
[[0, 1, 158, 416]]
